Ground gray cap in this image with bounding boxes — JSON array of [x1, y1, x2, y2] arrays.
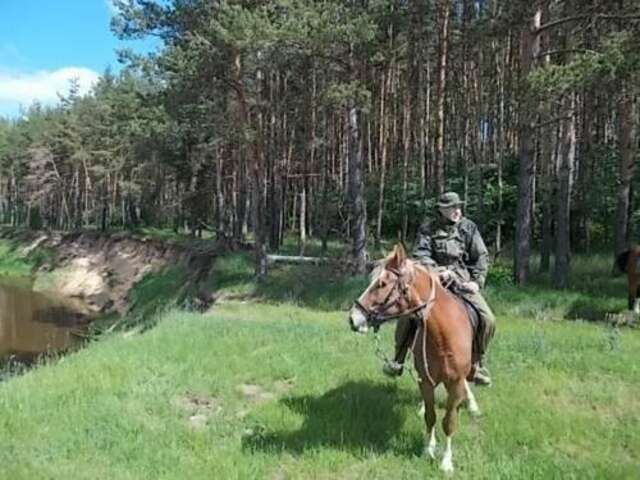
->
[[436, 192, 465, 209]]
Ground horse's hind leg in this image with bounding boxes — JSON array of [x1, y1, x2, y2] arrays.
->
[[441, 380, 466, 474], [419, 383, 437, 460], [464, 379, 480, 417]]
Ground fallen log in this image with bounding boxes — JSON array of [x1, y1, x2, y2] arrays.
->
[[266, 254, 378, 272], [266, 255, 332, 265]]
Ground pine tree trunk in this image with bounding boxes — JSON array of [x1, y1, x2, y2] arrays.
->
[[348, 101, 367, 275], [613, 88, 636, 263], [553, 96, 576, 288], [232, 51, 267, 279], [514, 8, 542, 285], [375, 66, 390, 248], [434, 0, 450, 195]]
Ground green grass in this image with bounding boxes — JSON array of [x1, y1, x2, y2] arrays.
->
[[0, 303, 638, 479], [211, 252, 368, 311], [0, 237, 57, 288], [0, 241, 37, 277], [124, 266, 192, 327], [1, 247, 639, 478]]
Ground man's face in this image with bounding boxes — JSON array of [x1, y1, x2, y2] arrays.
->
[[439, 206, 462, 223]]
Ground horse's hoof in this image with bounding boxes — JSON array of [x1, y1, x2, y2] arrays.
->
[[440, 458, 454, 474], [424, 445, 437, 460]]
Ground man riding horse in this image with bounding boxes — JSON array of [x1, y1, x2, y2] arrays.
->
[[383, 191, 496, 386]]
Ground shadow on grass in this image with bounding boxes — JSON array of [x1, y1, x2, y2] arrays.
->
[[122, 266, 191, 330], [242, 380, 422, 457]]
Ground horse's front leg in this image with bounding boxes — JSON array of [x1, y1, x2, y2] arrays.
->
[[419, 382, 437, 460], [441, 379, 466, 474]]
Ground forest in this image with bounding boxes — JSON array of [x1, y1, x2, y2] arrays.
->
[[0, 0, 639, 286]]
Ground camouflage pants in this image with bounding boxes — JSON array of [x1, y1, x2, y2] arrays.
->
[[393, 291, 496, 364]]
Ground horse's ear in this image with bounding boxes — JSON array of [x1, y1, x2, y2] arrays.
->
[[388, 243, 407, 270], [396, 242, 407, 262]]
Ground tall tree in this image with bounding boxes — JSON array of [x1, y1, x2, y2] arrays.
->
[[434, 0, 451, 194], [514, 4, 543, 284], [553, 94, 576, 288]]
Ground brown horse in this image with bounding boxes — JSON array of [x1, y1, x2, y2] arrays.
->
[[616, 246, 640, 317], [348, 243, 479, 474]]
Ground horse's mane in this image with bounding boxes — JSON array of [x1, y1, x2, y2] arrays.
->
[[412, 261, 442, 288], [370, 254, 441, 288]]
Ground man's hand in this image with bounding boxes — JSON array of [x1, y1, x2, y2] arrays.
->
[[436, 268, 452, 283], [461, 281, 480, 294]]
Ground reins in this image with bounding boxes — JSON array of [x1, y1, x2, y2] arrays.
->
[[413, 276, 437, 386]]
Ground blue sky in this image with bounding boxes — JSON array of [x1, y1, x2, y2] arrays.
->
[[0, 1, 158, 118]]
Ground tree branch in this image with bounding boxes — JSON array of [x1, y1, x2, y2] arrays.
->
[[536, 13, 640, 35], [534, 48, 596, 60], [533, 115, 572, 130]]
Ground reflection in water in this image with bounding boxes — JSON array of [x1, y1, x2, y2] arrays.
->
[[0, 281, 88, 360]]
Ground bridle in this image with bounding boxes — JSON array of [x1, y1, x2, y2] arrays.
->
[[353, 266, 436, 332]]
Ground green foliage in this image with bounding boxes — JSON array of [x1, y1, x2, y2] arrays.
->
[[1, 0, 639, 263], [324, 81, 372, 112], [366, 166, 433, 239], [0, 239, 51, 277], [530, 32, 640, 96], [486, 261, 513, 287]]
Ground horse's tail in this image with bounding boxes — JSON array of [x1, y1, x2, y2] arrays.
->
[[616, 250, 630, 273]]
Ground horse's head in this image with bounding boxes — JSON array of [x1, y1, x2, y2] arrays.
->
[[348, 243, 427, 333]]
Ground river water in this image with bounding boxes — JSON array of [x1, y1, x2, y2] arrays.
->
[[0, 280, 88, 361]]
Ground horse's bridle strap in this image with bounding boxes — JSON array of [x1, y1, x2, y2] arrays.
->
[[353, 271, 437, 330]]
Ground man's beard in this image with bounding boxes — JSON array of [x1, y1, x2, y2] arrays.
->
[[441, 213, 461, 224]]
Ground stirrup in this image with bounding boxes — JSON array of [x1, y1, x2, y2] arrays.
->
[[382, 361, 404, 378]]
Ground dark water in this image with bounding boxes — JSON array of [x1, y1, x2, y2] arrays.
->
[[0, 280, 88, 361]]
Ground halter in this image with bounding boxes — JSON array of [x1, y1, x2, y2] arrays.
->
[[353, 266, 436, 332]]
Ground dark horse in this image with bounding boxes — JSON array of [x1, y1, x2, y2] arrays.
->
[[616, 246, 640, 317], [348, 244, 479, 474]]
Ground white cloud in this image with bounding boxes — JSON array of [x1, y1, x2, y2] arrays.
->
[[0, 66, 100, 109]]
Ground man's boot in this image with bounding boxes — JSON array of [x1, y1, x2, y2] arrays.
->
[[382, 360, 404, 377], [473, 357, 492, 386], [382, 318, 416, 378]]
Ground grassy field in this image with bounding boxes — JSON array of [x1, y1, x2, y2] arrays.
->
[[0, 247, 639, 479]]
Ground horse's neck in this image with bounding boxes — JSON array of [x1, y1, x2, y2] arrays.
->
[[411, 263, 439, 305]]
